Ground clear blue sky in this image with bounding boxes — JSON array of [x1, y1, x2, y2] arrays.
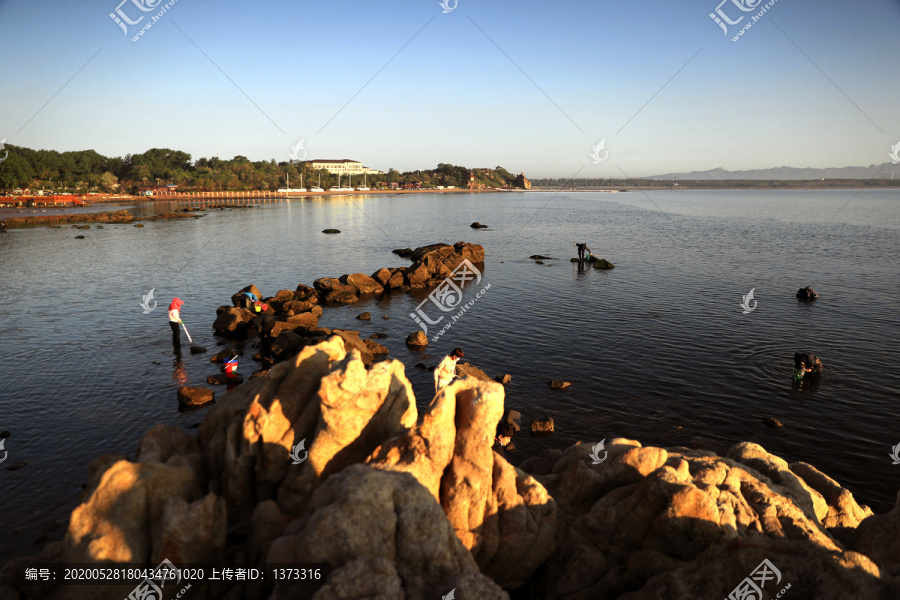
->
[[1, 0, 898, 178]]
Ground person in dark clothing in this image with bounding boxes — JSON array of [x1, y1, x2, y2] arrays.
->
[[0, 221, 7, 233], [240, 292, 257, 310], [793, 352, 822, 381], [493, 421, 516, 454], [574, 242, 591, 261], [248, 313, 277, 357]]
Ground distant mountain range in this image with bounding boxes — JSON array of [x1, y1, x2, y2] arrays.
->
[[647, 163, 899, 181]]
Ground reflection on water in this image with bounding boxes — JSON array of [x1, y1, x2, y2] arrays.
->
[[0, 189, 898, 562]]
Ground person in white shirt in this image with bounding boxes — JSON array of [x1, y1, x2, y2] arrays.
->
[[168, 298, 184, 346], [434, 347, 464, 392]]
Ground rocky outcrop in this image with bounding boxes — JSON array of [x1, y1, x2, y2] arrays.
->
[[514, 172, 531, 190], [230, 284, 262, 307], [340, 273, 384, 296], [268, 465, 508, 600], [367, 378, 557, 589], [519, 439, 890, 599], [209, 243, 485, 374], [213, 306, 253, 337], [314, 277, 359, 304]]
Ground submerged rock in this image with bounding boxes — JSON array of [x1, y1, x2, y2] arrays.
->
[[322, 228, 341, 234], [547, 379, 571, 390], [530, 417, 555, 433], [570, 256, 615, 269], [406, 331, 428, 347], [207, 373, 244, 385], [364, 339, 389, 355], [797, 286, 818, 301], [470, 221, 489, 229], [210, 347, 240, 363], [177, 386, 214, 407]]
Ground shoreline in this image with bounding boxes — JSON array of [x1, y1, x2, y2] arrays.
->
[[0, 188, 505, 224], [4, 184, 896, 225]]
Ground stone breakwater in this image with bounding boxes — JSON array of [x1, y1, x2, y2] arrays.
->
[[3, 210, 205, 229], [211, 242, 486, 366], [2, 336, 900, 599]]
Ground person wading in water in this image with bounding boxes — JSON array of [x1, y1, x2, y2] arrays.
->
[[575, 242, 591, 261], [168, 298, 185, 346]]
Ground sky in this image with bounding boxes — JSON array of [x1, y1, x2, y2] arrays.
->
[[0, 0, 898, 178]]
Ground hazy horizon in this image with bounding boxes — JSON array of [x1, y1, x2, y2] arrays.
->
[[1, 0, 899, 179]]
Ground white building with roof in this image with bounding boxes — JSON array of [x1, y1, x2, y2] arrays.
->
[[304, 159, 382, 175]]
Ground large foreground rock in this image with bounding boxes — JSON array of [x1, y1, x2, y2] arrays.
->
[[522, 439, 892, 599], [268, 465, 508, 600], [368, 379, 557, 589]]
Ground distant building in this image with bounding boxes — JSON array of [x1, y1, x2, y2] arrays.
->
[[304, 159, 383, 176], [137, 184, 178, 196]]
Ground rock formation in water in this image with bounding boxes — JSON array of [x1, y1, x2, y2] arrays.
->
[[796, 286, 818, 301], [213, 242, 485, 345], [515, 172, 532, 190], [3, 335, 899, 599]]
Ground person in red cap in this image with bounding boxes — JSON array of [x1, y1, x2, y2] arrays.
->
[[168, 298, 184, 346]]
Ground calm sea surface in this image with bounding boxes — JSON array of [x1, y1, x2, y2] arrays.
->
[[1, 189, 899, 562]]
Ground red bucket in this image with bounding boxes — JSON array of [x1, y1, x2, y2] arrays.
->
[[224, 360, 238, 377]]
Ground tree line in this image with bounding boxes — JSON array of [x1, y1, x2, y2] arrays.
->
[[0, 144, 520, 193]]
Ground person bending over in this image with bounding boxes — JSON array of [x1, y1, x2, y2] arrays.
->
[[434, 347, 464, 392]]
